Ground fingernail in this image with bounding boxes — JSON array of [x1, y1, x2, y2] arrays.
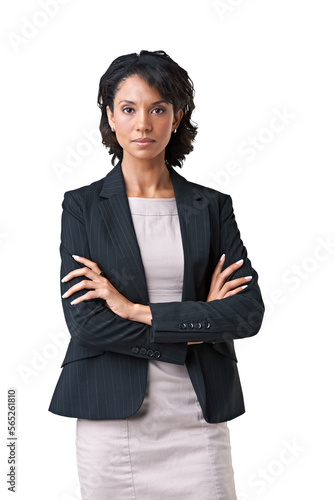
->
[[62, 292, 68, 298], [70, 299, 78, 305], [72, 255, 81, 260], [244, 276, 253, 280], [235, 259, 243, 265], [241, 285, 248, 289], [61, 276, 67, 283], [219, 254, 225, 261]]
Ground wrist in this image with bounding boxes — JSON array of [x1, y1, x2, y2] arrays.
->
[[130, 303, 152, 325]]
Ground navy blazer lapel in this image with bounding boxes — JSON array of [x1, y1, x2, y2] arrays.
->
[[168, 167, 211, 301], [98, 162, 211, 305], [99, 163, 149, 304]]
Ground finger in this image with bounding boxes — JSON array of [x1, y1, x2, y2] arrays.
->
[[217, 276, 252, 299], [70, 290, 99, 305], [62, 267, 101, 283], [221, 285, 248, 299], [208, 256, 243, 297], [210, 260, 245, 293], [218, 258, 244, 282], [62, 279, 101, 299], [211, 254, 225, 280], [72, 255, 102, 274], [221, 275, 252, 292], [208, 254, 226, 295]]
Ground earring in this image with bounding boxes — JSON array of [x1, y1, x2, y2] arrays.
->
[[111, 127, 115, 132], [174, 129, 177, 134]]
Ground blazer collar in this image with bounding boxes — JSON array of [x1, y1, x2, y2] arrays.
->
[[98, 161, 210, 304]]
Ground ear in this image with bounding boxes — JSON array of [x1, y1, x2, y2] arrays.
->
[[172, 109, 184, 131], [106, 106, 115, 130]]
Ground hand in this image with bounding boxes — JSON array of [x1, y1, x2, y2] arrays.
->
[[188, 255, 252, 345], [206, 254, 252, 302], [61, 255, 135, 320]]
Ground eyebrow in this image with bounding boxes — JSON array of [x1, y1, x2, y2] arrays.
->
[[118, 99, 169, 105]]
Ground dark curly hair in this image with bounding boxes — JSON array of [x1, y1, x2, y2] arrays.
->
[[97, 50, 197, 168]]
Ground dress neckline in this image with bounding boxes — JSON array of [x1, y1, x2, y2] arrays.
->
[[127, 197, 176, 200], [127, 197, 178, 215]]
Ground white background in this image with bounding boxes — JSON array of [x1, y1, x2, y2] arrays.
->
[[1, 0, 333, 498]]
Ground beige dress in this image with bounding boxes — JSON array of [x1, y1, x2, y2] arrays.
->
[[76, 197, 237, 500]]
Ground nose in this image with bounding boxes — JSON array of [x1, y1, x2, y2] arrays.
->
[[135, 109, 152, 133]]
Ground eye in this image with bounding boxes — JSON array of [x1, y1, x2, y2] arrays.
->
[[122, 107, 134, 114], [151, 107, 165, 114]]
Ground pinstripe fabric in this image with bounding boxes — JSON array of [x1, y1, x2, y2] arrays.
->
[[49, 162, 265, 422]]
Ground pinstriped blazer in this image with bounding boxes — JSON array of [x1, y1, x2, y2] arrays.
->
[[49, 162, 264, 423]]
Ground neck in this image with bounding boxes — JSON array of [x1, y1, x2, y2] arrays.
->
[[121, 154, 174, 198]]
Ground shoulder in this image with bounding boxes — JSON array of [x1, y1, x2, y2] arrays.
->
[[61, 168, 113, 213], [64, 176, 106, 202]]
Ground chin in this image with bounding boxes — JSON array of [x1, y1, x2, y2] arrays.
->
[[127, 148, 165, 162]]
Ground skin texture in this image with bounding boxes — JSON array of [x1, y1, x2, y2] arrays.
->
[[107, 74, 183, 180], [61, 75, 252, 339]]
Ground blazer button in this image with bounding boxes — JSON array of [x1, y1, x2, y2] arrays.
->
[[132, 347, 140, 354], [178, 323, 187, 330], [194, 322, 202, 329], [147, 349, 154, 357], [140, 347, 147, 355], [202, 321, 211, 329], [153, 350, 161, 359], [187, 322, 194, 329]]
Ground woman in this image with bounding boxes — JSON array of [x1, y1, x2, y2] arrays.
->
[[49, 50, 265, 499]]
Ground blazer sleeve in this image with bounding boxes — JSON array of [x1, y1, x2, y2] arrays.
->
[[60, 191, 188, 364], [149, 194, 265, 343]]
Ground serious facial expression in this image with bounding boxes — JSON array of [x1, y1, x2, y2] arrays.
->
[[106, 74, 183, 164]]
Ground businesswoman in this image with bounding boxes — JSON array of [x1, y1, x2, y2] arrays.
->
[[49, 50, 265, 499]]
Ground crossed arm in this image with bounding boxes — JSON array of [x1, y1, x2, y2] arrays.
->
[[59, 190, 264, 357], [62, 253, 253, 344]]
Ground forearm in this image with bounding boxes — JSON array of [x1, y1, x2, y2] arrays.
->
[[129, 303, 152, 325], [63, 299, 188, 363], [149, 291, 264, 344]]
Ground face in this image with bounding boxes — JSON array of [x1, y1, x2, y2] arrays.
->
[[106, 74, 183, 165]]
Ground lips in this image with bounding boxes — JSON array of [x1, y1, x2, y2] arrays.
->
[[132, 137, 155, 148], [132, 138, 155, 143]]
